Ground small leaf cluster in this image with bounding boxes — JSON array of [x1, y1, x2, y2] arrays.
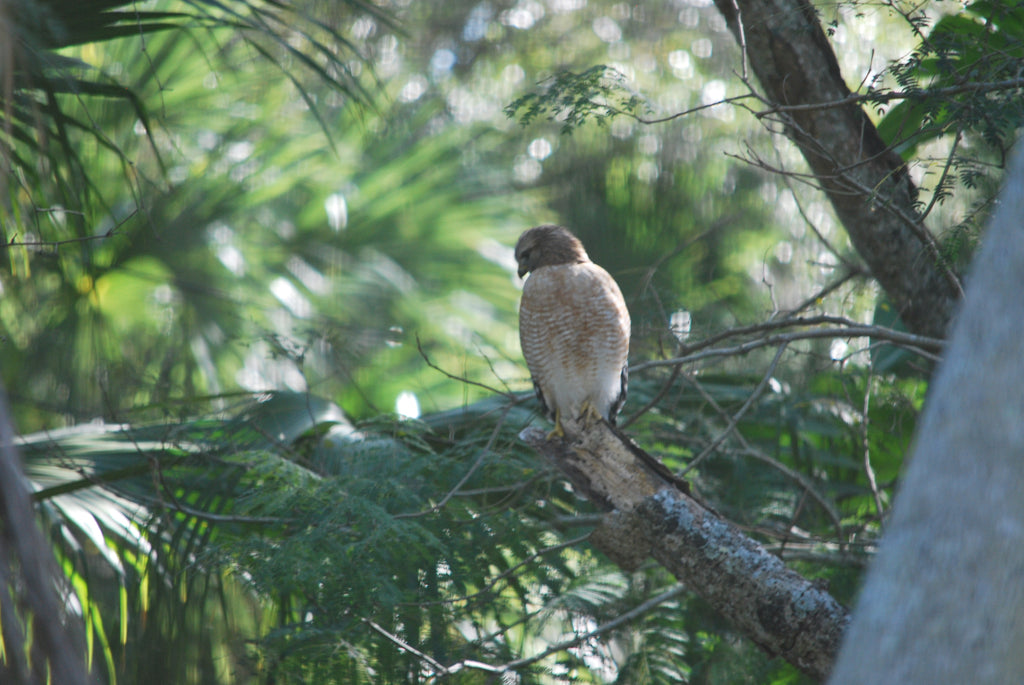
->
[[878, 1, 1024, 164], [505, 65, 653, 134]]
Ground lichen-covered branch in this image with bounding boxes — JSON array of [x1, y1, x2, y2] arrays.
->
[[521, 421, 849, 681], [639, 490, 849, 680]]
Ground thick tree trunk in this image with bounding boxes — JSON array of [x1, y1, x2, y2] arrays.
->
[[711, 0, 961, 339], [827, 144, 1024, 683], [522, 421, 849, 681]]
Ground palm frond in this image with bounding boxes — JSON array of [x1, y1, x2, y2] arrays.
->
[[1, 0, 384, 247]]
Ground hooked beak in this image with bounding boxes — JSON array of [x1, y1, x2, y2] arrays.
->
[[517, 265, 528, 278]]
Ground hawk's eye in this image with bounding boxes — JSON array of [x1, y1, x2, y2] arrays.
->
[[519, 248, 532, 261]]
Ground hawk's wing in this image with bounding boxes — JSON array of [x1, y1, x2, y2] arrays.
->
[[608, 362, 628, 426], [532, 379, 555, 422]]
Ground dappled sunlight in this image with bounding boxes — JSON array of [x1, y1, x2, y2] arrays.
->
[[476, 237, 520, 280], [237, 341, 307, 392], [398, 74, 428, 102], [528, 137, 553, 160], [217, 244, 246, 275], [285, 256, 329, 295], [592, 15, 623, 42], [324, 192, 348, 230], [395, 390, 421, 419], [514, 154, 543, 183], [269, 277, 312, 318], [447, 86, 501, 123], [501, 1, 545, 29], [1, 0, 995, 680], [670, 309, 692, 342], [830, 339, 849, 361]]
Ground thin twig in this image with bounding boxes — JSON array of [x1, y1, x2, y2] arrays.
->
[[861, 370, 885, 519], [919, 127, 963, 223], [416, 335, 515, 398], [603, 93, 758, 125], [396, 405, 511, 518], [838, 174, 965, 299], [753, 78, 1024, 117], [775, 157, 859, 272], [632, 322, 943, 373], [621, 363, 680, 429], [364, 618, 452, 676], [741, 444, 845, 549], [680, 344, 787, 475], [785, 269, 866, 319], [681, 376, 844, 537], [669, 314, 941, 359], [497, 583, 687, 672], [730, 0, 749, 82], [4, 229, 117, 249]]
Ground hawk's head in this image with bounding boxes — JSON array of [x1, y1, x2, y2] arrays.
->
[[514, 225, 589, 278]]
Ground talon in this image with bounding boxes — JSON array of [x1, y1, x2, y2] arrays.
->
[[580, 401, 603, 425], [545, 410, 566, 440]]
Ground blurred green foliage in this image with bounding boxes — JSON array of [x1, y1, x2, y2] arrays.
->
[[0, 0, 1001, 682], [25, 371, 911, 682]]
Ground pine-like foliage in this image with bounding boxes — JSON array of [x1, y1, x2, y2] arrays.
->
[[21, 343, 921, 683]]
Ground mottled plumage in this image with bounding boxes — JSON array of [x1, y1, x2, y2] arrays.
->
[[515, 225, 630, 435]]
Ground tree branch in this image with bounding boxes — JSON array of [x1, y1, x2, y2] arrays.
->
[[520, 420, 849, 681], [631, 322, 942, 373], [753, 77, 1024, 116], [711, 0, 962, 339]]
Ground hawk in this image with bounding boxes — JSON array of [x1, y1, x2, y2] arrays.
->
[[515, 225, 631, 437]]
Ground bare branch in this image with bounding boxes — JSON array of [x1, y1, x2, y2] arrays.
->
[[602, 93, 759, 126], [681, 343, 788, 475], [753, 78, 1024, 117], [631, 320, 943, 373], [416, 335, 517, 399], [364, 618, 453, 677], [668, 315, 941, 358], [499, 583, 687, 672]]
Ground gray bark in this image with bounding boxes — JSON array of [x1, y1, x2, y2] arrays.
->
[[712, 0, 961, 339], [522, 420, 849, 681], [828, 143, 1024, 683]]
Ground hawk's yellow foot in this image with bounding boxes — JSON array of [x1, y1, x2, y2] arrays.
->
[[545, 410, 566, 440], [580, 400, 604, 425]]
